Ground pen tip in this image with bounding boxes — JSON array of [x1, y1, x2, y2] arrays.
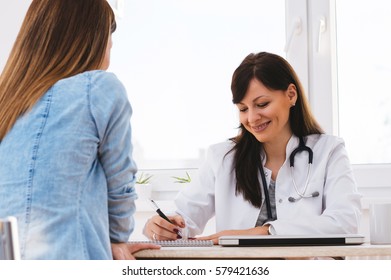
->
[[149, 199, 158, 209]]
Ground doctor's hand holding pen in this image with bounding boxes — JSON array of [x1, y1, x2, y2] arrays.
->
[[145, 199, 271, 244], [144, 214, 271, 244], [144, 214, 185, 241], [144, 200, 185, 241]]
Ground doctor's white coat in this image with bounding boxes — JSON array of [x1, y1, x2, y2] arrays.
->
[[174, 134, 362, 237]]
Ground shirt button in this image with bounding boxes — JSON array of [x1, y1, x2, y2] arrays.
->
[[278, 199, 283, 203]]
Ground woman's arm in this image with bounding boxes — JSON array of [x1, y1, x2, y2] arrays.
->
[[111, 242, 160, 260], [197, 225, 270, 245], [90, 72, 138, 242]]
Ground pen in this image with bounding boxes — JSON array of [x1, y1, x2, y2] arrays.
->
[[149, 199, 182, 237], [150, 199, 171, 223]]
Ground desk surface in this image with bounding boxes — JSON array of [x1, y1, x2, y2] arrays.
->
[[134, 243, 391, 259]]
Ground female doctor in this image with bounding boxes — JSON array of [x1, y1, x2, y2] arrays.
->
[[144, 52, 362, 244]]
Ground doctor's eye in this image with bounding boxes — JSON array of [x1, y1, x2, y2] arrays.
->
[[257, 102, 269, 108]]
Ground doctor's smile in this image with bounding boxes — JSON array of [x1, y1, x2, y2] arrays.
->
[[250, 121, 271, 133]]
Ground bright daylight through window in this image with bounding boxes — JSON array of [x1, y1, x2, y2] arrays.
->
[[109, 0, 285, 169], [336, 0, 391, 164]]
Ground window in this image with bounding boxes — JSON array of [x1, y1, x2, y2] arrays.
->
[[109, 0, 286, 169], [336, 0, 391, 164], [286, 0, 391, 195]]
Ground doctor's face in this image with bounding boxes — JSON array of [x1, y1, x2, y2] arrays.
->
[[237, 78, 297, 145]]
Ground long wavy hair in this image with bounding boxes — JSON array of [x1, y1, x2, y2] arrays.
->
[[0, 0, 116, 141], [229, 52, 324, 208]]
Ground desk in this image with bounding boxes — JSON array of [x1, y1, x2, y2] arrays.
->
[[134, 243, 391, 259]]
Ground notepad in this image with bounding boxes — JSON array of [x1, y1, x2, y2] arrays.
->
[[129, 240, 214, 247]]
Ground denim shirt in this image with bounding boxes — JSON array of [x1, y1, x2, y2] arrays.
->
[[0, 70, 137, 259]]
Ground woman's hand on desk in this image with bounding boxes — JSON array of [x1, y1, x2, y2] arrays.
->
[[197, 225, 270, 245], [111, 242, 161, 260], [144, 214, 185, 241]]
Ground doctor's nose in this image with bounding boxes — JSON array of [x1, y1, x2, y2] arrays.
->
[[247, 108, 261, 123]]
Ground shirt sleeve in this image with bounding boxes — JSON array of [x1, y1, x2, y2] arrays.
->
[[174, 144, 218, 237], [88, 71, 137, 243]]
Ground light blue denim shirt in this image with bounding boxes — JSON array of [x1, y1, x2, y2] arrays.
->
[[0, 70, 137, 259]]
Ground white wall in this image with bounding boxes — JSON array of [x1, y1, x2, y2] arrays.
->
[[0, 1, 31, 71]]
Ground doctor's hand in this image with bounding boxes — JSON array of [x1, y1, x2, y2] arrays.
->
[[144, 214, 185, 241], [111, 242, 161, 260], [196, 225, 270, 245]]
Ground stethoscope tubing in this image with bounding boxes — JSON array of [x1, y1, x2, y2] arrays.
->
[[290, 163, 312, 199], [259, 136, 314, 220]]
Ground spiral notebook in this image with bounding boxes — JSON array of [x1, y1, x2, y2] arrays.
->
[[128, 240, 214, 247]]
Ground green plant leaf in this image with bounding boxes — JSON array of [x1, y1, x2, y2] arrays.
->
[[172, 171, 191, 183], [136, 172, 153, 184]]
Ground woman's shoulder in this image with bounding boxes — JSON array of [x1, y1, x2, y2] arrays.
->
[[55, 70, 130, 117], [86, 70, 122, 83], [90, 71, 127, 99], [69, 69, 118, 80], [209, 140, 235, 151], [200, 140, 235, 172], [58, 70, 125, 94], [206, 140, 235, 159], [306, 134, 346, 149]]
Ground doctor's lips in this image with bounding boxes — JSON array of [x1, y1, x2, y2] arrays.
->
[[251, 121, 270, 133]]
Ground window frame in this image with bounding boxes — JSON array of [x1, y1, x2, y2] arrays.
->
[[285, 0, 391, 201]]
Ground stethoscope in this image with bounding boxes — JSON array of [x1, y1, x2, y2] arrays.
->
[[259, 136, 319, 220]]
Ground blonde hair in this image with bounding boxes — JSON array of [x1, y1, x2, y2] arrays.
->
[[0, 0, 116, 140]]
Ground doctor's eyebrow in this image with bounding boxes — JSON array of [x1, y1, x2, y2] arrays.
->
[[237, 95, 268, 105]]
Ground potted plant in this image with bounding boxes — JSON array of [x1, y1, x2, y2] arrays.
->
[[135, 172, 153, 199], [172, 171, 191, 184]]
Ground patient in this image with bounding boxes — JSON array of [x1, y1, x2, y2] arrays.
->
[[143, 52, 362, 244], [0, 0, 159, 259]]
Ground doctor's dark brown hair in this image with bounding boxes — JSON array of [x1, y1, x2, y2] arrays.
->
[[228, 52, 323, 208], [0, 0, 116, 141]]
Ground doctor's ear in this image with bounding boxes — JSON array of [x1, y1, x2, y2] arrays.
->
[[286, 83, 297, 105]]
